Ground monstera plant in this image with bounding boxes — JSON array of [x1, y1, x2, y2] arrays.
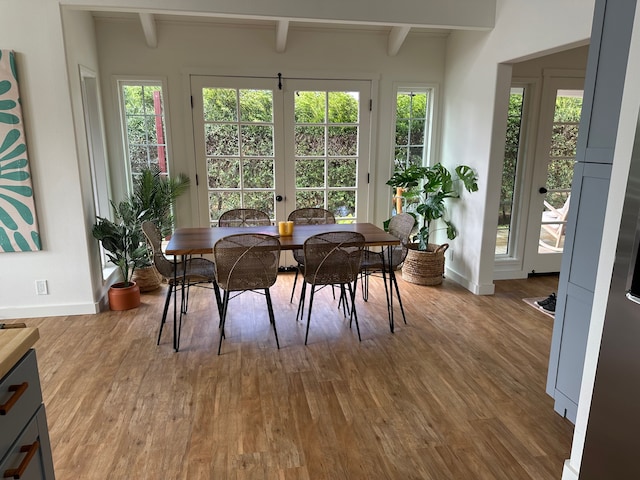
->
[[386, 162, 478, 285]]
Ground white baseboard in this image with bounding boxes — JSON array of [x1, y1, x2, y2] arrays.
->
[[562, 460, 579, 480], [0, 302, 100, 320], [445, 267, 495, 295]]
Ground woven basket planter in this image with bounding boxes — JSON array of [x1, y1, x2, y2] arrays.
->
[[132, 265, 162, 292], [402, 243, 449, 286]]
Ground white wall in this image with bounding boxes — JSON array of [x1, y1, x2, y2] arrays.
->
[[0, 0, 100, 318], [442, 0, 595, 294], [94, 17, 447, 230]]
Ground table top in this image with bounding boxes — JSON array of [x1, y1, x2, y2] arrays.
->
[[166, 222, 399, 255]]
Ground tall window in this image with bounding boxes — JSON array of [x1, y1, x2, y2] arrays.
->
[[119, 81, 169, 182], [496, 87, 526, 255], [393, 87, 433, 214]]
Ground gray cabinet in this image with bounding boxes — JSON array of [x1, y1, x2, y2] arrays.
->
[[546, 0, 635, 423], [0, 349, 55, 479]]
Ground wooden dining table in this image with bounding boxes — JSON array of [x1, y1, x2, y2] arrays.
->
[[165, 222, 402, 350]]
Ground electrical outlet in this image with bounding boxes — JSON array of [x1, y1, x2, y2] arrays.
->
[[35, 280, 48, 295]]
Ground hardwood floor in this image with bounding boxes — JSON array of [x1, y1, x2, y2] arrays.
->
[[14, 273, 571, 479]]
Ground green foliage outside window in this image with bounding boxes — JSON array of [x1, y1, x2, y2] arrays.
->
[[205, 88, 360, 222], [499, 91, 581, 228]]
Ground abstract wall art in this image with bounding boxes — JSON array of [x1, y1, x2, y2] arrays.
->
[[0, 50, 41, 252]]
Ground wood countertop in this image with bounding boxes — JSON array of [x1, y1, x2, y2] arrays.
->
[[0, 326, 39, 379]]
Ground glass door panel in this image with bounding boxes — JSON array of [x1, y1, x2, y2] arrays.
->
[[524, 76, 583, 274], [192, 77, 283, 226], [192, 76, 370, 228], [286, 81, 368, 223], [537, 89, 581, 253]]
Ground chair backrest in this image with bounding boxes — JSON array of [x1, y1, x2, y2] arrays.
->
[[288, 208, 336, 264], [387, 213, 416, 267], [288, 208, 336, 225], [213, 233, 281, 291], [141, 220, 174, 279], [303, 231, 365, 285], [218, 208, 271, 227]]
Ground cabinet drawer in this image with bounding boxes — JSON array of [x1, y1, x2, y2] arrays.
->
[[0, 405, 53, 480], [0, 350, 42, 462]]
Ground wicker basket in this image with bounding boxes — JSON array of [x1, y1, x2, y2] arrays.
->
[[132, 265, 162, 292], [402, 243, 449, 286]]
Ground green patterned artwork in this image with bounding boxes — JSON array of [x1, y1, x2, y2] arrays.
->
[[0, 50, 40, 252]]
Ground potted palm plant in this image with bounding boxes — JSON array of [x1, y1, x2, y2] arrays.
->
[[387, 163, 478, 285], [92, 200, 149, 310], [129, 166, 191, 291]]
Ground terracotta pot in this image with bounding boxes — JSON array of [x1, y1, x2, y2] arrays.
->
[[108, 281, 141, 311]]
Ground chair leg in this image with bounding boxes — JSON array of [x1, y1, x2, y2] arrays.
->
[[217, 290, 230, 355], [265, 289, 280, 349], [296, 281, 307, 322], [390, 268, 408, 324], [361, 270, 370, 301], [157, 283, 174, 345], [304, 285, 316, 345], [290, 267, 300, 303], [212, 280, 223, 325], [348, 281, 361, 341]]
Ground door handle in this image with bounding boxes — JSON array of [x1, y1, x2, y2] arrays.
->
[[539, 187, 548, 194], [275, 195, 284, 202]]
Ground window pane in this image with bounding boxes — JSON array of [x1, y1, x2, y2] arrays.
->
[[328, 190, 356, 221], [554, 91, 583, 122], [550, 124, 579, 157], [296, 159, 325, 188], [296, 190, 324, 209], [208, 158, 240, 188], [244, 191, 274, 218], [328, 158, 357, 187], [328, 126, 357, 156], [241, 125, 273, 156], [496, 87, 525, 255], [295, 125, 325, 156], [410, 93, 428, 117], [546, 159, 576, 191], [243, 158, 274, 188], [121, 83, 170, 179], [395, 120, 409, 145], [409, 147, 424, 167], [240, 89, 273, 122], [205, 124, 238, 156], [203, 88, 237, 122], [328, 91, 358, 123], [209, 191, 241, 222], [295, 91, 325, 123], [409, 119, 425, 145]]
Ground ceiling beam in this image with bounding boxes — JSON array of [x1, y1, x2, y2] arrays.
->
[[139, 12, 158, 48], [276, 19, 289, 53], [388, 26, 410, 56]]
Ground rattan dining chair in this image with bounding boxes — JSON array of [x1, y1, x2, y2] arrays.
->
[[287, 208, 336, 303], [141, 221, 222, 349], [360, 213, 415, 325], [298, 231, 365, 344], [218, 208, 271, 227], [213, 233, 281, 354]]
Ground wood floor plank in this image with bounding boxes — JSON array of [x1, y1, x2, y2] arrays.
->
[[10, 273, 572, 479]]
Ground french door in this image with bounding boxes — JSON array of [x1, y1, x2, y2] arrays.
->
[[190, 75, 371, 227], [524, 76, 584, 273]]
